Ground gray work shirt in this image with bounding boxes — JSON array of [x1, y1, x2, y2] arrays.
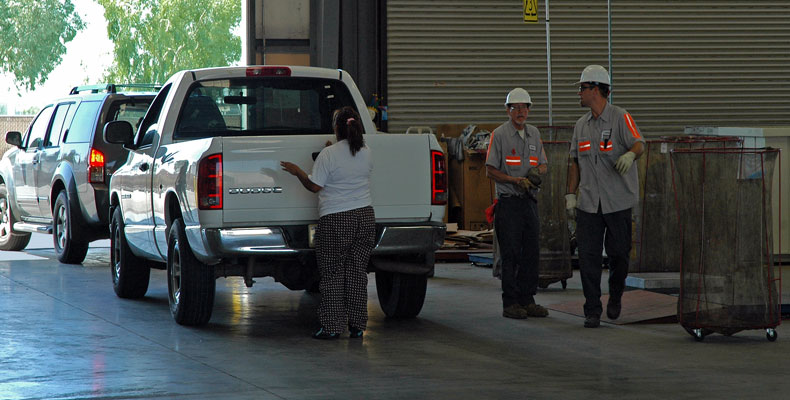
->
[[485, 121, 547, 198], [569, 103, 645, 214]]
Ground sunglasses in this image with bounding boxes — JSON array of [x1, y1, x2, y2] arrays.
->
[[509, 104, 530, 111], [579, 84, 596, 92]]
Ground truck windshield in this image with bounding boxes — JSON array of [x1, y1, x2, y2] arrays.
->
[[174, 77, 358, 139]]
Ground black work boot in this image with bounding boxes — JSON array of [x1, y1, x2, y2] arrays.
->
[[606, 297, 622, 320], [584, 315, 600, 328]]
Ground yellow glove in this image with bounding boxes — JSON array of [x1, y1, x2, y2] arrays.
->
[[518, 178, 536, 191], [615, 151, 636, 175], [565, 193, 577, 220]]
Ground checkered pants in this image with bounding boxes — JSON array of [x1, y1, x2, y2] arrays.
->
[[315, 206, 376, 334]]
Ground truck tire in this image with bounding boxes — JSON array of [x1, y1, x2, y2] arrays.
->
[[167, 218, 215, 326], [0, 183, 31, 251], [110, 206, 150, 298], [52, 191, 89, 264], [375, 271, 428, 318]]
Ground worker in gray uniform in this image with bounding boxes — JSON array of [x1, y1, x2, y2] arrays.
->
[[566, 65, 645, 328], [486, 88, 549, 320]]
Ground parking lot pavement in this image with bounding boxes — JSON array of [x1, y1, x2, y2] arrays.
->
[[1, 242, 788, 399]]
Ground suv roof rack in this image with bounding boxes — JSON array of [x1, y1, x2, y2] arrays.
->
[[69, 83, 161, 95]]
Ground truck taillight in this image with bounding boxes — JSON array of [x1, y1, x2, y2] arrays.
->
[[431, 150, 447, 205], [246, 66, 291, 77], [198, 154, 223, 210], [88, 148, 105, 183]]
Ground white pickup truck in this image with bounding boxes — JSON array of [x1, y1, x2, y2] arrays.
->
[[103, 66, 447, 325]]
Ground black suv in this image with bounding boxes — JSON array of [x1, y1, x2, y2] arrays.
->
[[0, 84, 158, 263]]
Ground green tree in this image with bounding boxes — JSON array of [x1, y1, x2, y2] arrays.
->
[[0, 0, 85, 91], [98, 0, 241, 84]]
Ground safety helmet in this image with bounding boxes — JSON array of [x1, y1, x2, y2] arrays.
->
[[576, 64, 611, 86], [505, 88, 532, 106]]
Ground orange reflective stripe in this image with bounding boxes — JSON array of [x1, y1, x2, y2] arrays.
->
[[505, 156, 521, 165], [486, 130, 496, 160], [599, 141, 613, 152], [624, 113, 641, 139], [529, 156, 538, 166], [579, 141, 591, 152]]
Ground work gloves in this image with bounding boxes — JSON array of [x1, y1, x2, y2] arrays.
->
[[517, 168, 542, 192], [565, 193, 577, 220], [615, 151, 637, 175], [518, 178, 536, 191]]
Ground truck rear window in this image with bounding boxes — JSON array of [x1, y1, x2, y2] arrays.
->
[[174, 77, 358, 139]]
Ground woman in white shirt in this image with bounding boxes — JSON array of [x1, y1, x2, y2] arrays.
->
[[281, 107, 375, 339]]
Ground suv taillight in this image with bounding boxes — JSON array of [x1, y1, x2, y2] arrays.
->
[[198, 153, 223, 210], [431, 150, 447, 205], [88, 148, 105, 183]]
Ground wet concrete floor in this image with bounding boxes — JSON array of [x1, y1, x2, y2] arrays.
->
[[1, 235, 788, 399]]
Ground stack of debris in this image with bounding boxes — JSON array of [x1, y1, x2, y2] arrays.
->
[[441, 223, 493, 250]]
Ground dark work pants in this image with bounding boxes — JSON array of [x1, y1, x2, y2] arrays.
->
[[576, 206, 632, 317], [494, 196, 540, 308]]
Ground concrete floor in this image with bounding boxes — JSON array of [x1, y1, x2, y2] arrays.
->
[[1, 235, 788, 399]]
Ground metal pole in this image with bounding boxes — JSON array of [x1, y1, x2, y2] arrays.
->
[[545, 0, 553, 128], [607, 0, 613, 103]]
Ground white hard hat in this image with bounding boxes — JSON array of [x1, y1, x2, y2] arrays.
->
[[576, 64, 611, 86], [505, 88, 532, 106]]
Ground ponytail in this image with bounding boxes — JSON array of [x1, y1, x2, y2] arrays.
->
[[333, 106, 365, 156]]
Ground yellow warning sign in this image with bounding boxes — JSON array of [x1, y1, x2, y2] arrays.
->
[[524, 0, 538, 23]]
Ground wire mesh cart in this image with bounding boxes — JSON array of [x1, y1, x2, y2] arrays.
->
[[537, 141, 572, 289], [631, 136, 742, 273], [671, 148, 781, 341]]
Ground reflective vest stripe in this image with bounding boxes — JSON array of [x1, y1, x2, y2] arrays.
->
[[529, 156, 538, 166], [505, 156, 521, 165], [486, 130, 496, 160], [579, 141, 591, 152], [599, 141, 613, 152], [625, 113, 641, 139]]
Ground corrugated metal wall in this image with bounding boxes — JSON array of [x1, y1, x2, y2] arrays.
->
[[386, 0, 790, 136]]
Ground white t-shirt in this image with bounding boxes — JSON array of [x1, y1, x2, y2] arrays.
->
[[309, 139, 373, 217]]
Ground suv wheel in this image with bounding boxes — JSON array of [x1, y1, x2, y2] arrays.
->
[[52, 191, 89, 264], [0, 183, 31, 251], [110, 206, 150, 298], [167, 218, 215, 325]]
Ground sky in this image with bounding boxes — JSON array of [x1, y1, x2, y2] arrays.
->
[[0, 0, 115, 115]]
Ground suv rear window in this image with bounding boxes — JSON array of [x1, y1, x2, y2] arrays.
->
[[106, 100, 151, 132], [64, 101, 101, 143], [174, 77, 357, 139]]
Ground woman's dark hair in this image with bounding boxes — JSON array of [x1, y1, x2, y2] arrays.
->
[[333, 106, 365, 156]]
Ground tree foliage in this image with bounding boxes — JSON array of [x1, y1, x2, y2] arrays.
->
[[0, 0, 85, 91], [97, 0, 241, 84]]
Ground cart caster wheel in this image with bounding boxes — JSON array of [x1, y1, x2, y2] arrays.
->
[[561, 279, 567, 289], [766, 329, 778, 342], [685, 327, 705, 342]]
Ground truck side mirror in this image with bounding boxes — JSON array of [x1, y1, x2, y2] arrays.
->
[[103, 120, 135, 148], [5, 131, 22, 148]]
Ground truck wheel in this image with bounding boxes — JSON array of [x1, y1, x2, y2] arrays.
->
[[375, 271, 428, 318], [110, 206, 150, 298], [0, 183, 31, 251], [52, 191, 89, 264], [167, 218, 215, 326]]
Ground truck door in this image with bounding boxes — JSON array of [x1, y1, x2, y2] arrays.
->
[[12, 106, 55, 218], [36, 102, 77, 218], [119, 84, 171, 260], [119, 135, 157, 258]]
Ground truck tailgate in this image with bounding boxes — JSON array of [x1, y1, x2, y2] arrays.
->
[[221, 134, 434, 224]]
